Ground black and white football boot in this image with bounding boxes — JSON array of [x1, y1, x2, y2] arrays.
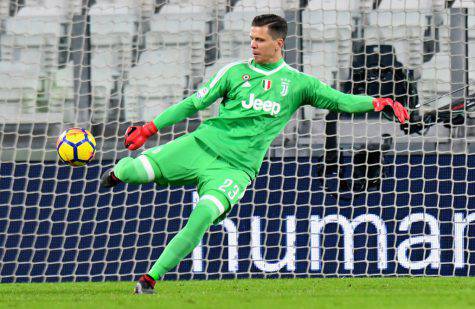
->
[[100, 168, 121, 188], [134, 274, 156, 294]]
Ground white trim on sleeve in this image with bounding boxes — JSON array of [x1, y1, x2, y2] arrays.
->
[[209, 60, 244, 89]]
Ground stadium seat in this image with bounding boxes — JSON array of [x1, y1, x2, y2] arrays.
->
[[0, 1, 9, 19], [451, 0, 475, 8], [19, 0, 80, 16], [124, 50, 187, 121], [173, 0, 229, 16], [302, 0, 356, 120], [90, 0, 138, 75], [90, 0, 139, 122], [90, 0, 155, 21], [49, 62, 75, 123], [123, 0, 219, 121], [302, 0, 355, 85], [0, 0, 78, 122], [219, 0, 286, 60], [137, 0, 156, 20], [49, 54, 117, 124], [420, 51, 451, 106], [419, 5, 474, 106], [1, 4, 63, 77], [92, 50, 116, 123], [364, 0, 434, 71], [0, 62, 42, 123], [145, 0, 213, 88], [468, 9, 475, 86], [440, 3, 474, 90]]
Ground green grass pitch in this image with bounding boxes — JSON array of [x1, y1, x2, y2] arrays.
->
[[1, 277, 474, 308]]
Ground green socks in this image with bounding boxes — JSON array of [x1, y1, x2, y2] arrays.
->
[[147, 198, 223, 280]]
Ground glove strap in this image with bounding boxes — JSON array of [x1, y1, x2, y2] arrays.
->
[[372, 98, 393, 111], [143, 121, 158, 137]]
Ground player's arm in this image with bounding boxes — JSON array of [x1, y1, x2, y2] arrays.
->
[[124, 67, 230, 150], [306, 76, 409, 124]]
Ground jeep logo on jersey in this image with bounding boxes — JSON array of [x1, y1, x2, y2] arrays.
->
[[241, 93, 281, 116]]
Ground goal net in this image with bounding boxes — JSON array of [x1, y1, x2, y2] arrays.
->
[[0, 0, 474, 282]]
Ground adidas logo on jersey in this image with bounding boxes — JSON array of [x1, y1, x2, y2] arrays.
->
[[242, 93, 281, 116]]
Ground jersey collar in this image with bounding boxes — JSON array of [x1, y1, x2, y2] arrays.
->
[[247, 58, 286, 76]]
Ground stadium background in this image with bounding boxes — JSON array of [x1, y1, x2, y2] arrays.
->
[[0, 0, 474, 282]]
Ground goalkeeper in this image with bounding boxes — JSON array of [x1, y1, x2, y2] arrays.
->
[[100, 14, 409, 294]]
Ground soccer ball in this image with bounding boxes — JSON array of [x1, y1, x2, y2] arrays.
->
[[56, 128, 96, 166]]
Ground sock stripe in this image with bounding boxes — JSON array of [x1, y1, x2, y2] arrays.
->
[[200, 194, 225, 215], [138, 155, 155, 182]]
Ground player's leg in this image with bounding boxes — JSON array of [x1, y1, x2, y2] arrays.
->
[[102, 135, 212, 188], [135, 189, 230, 294], [101, 154, 162, 187], [135, 161, 251, 294]]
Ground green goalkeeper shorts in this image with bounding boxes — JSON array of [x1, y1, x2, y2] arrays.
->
[[141, 134, 251, 223]]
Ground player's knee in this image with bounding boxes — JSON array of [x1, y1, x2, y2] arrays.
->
[[197, 190, 231, 219], [114, 157, 134, 182], [185, 191, 230, 234], [114, 156, 161, 184]]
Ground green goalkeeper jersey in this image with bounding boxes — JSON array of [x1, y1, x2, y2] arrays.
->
[[153, 58, 374, 179]]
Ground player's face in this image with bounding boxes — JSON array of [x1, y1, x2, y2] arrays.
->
[[250, 26, 284, 64]]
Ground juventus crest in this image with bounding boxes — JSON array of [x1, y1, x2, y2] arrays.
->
[[281, 79, 290, 96]]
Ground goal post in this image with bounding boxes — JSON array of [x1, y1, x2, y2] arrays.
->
[[0, 0, 474, 283]]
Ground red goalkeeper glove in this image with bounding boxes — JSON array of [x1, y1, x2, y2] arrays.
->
[[373, 98, 410, 124], [124, 121, 158, 150]]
